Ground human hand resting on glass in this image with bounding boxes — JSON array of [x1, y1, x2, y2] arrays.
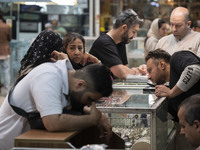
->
[[138, 64, 147, 75], [155, 85, 170, 97], [155, 85, 183, 98]]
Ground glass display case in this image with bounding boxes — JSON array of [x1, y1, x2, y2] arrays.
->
[[97, 79, 175, 150]]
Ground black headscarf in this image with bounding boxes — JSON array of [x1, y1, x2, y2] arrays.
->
[[18, 30, 63, 77]]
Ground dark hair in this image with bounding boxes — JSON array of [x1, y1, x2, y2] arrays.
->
[[191, 20, 200, 29], [158, 19, 166, 29], [63, 32, 85, 53], [145, 49, 171, 64], [113, 9, 143, 29], [0, 11, 3, 20], [179, 94, 200, 125], [18, 30, 63, 78], [73, 64, 113, 97]]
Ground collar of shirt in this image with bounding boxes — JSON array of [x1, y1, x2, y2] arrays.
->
[[175, 29, 192, 42], [54, 59, 74, 96]]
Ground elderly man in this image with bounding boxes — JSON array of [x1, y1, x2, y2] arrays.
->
[[178, 94, 200, 150], [89, 9, 146, 79], [155, 7, 200, 57]]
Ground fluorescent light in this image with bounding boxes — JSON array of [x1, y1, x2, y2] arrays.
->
[[51, 0, 77, 6], [25, 2, 47, 7]]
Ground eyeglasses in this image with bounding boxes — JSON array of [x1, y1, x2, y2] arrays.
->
[[122, 12, 138, 21], [120, 10, 143, 23]]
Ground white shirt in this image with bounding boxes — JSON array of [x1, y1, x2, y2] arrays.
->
[[0, 59, 73, 150], [156, 30, 200, 57], [196, 146, 200, 150]]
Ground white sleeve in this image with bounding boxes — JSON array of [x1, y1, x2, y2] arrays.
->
[[30, 71, 63, 117], [177, 64, 200, 92]]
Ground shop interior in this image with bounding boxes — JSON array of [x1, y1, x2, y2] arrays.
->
[[0, 0, 200, 149]]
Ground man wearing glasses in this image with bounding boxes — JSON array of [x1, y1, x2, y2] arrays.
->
[[89, 9, 147, 79]]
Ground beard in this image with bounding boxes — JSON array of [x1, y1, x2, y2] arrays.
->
[[155, 74, 166, 85], [121, 30, 133, 44], [69, 90, 86, 113], [156, 78, 166, 85]]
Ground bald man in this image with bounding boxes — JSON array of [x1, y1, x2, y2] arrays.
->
[[155, 7, 200, 57]]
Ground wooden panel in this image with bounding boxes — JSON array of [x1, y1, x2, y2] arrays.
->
[[15, 127, 125, 149], [15, 129, 77, 148]]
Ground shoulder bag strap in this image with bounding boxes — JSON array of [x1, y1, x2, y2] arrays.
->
[[8, 74, 29, 118]]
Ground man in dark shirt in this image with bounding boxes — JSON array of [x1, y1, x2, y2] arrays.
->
[[145, 49, 200, 150], [89, 9, 146, 79], [145, 49, 200, 122]]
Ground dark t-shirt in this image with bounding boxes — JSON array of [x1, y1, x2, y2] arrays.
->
[[70, 59, 92, 70], [89, 34, 128, 68], [169, 51, 200, 121]]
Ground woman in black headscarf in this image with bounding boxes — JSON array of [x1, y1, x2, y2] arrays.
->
[[17, 30, 63, 78]]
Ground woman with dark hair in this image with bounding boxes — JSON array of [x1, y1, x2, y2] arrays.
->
[[17, 30, 63, 78], [144, 18, 167, 57], [62, 32, 100, 70]]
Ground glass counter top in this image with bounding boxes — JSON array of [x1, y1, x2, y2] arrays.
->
[[97, 89, 164, 112], [112, 78, 155, 90]]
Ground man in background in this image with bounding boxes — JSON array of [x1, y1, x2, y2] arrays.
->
[[156, 7, 200, 57], [51, 19, 67, 37], [0, 10, 11, 95], [178, 94, 200, 150], [89, 9, 146, 79]]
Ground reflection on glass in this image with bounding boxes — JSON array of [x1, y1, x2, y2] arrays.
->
[[98, 89, 157, 108]]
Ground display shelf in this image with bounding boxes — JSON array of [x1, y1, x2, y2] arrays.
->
[[97, 87, 174, 150]]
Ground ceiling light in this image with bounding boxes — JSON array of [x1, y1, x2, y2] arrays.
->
[[51, 0, 77, 6]]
